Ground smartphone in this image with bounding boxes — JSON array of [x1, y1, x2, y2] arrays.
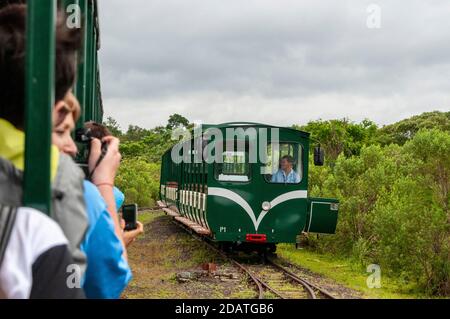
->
[[122, 204, 138, 231]]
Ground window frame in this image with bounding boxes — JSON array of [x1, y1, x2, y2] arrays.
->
[[214, 150, 252, 183], [262, 142, 304, 185]]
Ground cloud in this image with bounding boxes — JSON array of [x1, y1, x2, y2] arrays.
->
[[99, 0, 450, 129]]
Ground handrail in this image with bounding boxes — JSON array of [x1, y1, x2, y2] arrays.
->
[[75, 0, 88, 128], [22, 0, 102, 214], [23, 1, 57, 215]]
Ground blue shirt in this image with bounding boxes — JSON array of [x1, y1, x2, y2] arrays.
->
[[81, 181, 132, 299], [114, 187, 125, 210], [271, 169, 301, 184]]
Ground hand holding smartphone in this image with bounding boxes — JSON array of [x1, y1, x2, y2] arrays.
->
[[122, 204, 138, 231]]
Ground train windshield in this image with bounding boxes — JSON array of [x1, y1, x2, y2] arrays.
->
[[262, 143, 303, 184], [215, 151, 250, 182]]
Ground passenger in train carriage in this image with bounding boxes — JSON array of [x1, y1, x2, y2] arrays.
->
[[271, 155, 301, 184], [0, 3, 84, 299], [52, 91, 143, 299], [83, 122, 126, 209], [0, 3, 89, 276], [83, 121, 145, 246]]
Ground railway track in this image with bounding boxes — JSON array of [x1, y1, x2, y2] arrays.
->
[[237, 257, 315, 299], [266, 259, 336, 299], [171, 218, 336, 300]]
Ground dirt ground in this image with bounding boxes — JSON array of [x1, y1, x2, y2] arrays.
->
[[122, 211, 255, 299], [122, 211, 362, 299]]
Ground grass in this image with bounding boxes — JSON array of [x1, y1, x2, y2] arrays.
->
[[277, 244, 426, 299], [229, 275, 260, 299], [137, 210, 161, 224]]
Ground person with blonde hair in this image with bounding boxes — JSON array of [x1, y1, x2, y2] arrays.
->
[[52, 91, 143, 298]]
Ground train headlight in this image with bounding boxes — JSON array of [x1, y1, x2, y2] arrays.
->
[[262, 202, 271, 211], [330, 203, 339, 211]]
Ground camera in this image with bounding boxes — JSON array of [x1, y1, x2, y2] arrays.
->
[[75, 128, 108, 177]]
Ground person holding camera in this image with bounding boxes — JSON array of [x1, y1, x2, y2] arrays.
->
[[83, 121, 145, 247], [52, 92, 145, 298]]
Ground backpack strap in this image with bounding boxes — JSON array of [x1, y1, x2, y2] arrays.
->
[[0, 205, 17, 268]]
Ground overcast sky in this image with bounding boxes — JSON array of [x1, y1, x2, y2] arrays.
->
[[99, 0, 450, 130]]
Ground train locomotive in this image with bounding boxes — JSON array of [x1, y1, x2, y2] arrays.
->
[[159, 123, 339, 252]]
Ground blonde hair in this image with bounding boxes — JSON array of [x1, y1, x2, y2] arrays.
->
[[63, 91, 81, 122], [53, 91, 81, 128]]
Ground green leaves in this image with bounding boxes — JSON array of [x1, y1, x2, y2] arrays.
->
[[297, 118, 379, 161], [378, 111, 450, 146], [115, 158, 161, 207], [112, 114, 185, 207], [310, 127, 450, 295]]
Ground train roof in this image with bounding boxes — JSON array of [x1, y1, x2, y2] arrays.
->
[[163, 122, 311, 156], [200, 122, 311, 138]]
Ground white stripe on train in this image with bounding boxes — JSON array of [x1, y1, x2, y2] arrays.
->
[[207, 188, 308, 232]]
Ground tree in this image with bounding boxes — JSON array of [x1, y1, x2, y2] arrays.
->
[[310, 128, 450, 295], [374, 130, 450, 295], [166, 114, 189, 130], [377, 111, 450, 146], [124, 125, 152, 142], [103, 116, 123, 137], [296, 118, 378, 162]]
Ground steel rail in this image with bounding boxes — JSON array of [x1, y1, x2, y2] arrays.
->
[[171, 219, 265, 299], [164, 207, 334, 300], [267, 258, 336, 299]]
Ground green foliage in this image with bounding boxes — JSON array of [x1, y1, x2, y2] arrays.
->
[[378, 111, 450, 146], [296, 118, 379, 162], [113, 115, 187, 208], [120, 131, 176, 162], [373, 176, 449, 295], [166, 114, 190, 130], [311, 128, 450, 295], [115, 158, 161, 208], [124, 125, 153, 142], [103, 116, 123, 137]]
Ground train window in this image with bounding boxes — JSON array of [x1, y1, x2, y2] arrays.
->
[[262, 143, 303, 184], [215, 151, 250, 182]]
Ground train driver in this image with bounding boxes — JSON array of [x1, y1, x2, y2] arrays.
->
[[271, 155, 301, 184]]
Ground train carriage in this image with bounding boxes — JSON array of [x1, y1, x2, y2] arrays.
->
[[160, 123, 339, 252]]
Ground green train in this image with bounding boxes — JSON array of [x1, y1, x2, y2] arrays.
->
[[159, 123, 339, 252]]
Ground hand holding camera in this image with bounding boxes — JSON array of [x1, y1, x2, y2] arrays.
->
[[75, 127, 121, 184], [89, 136, 122, 186]]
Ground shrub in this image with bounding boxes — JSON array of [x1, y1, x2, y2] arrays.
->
[[311, 129, 449, 295], [115, 158, 161, 208]]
